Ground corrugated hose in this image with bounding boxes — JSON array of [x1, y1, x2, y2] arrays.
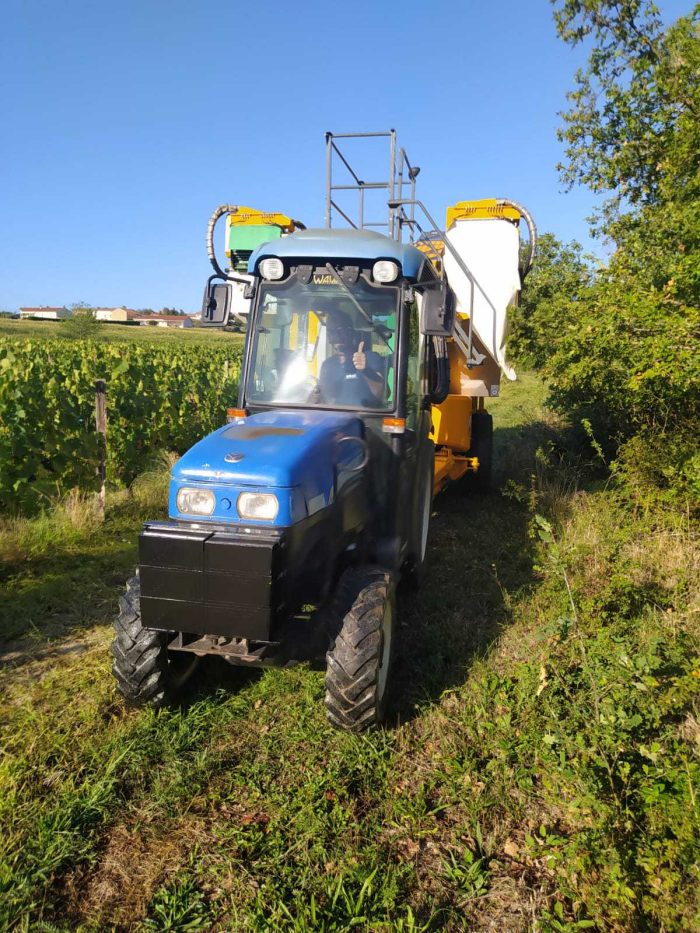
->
[[206, 204, 238, 279], [496, 198, 537, 280]]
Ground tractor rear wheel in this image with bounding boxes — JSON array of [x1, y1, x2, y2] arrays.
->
[[111, 574, 199, 707], [449, 410, 494, 494], [325, 567, 396, 732], [469, 411, 493, 491]]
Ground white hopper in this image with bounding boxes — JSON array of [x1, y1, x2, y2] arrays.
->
[[443, 216, 521, 381], [230, 275, 253, 319]]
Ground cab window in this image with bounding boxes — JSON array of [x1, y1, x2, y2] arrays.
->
[[247, 275, 399, 412]]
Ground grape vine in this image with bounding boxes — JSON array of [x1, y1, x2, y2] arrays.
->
[[0, 337, 241, 513]]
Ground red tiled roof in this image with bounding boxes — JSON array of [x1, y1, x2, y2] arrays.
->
[[20, 306, 68, 313]]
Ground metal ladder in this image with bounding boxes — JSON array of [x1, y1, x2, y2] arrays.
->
[[324, 130, 421, 241], [324, 130, 486, 367]]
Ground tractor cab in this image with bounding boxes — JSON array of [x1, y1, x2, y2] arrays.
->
[[244, 232, 408, 413]]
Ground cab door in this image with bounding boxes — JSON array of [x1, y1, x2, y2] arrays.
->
[[398, 300, 434, 564]]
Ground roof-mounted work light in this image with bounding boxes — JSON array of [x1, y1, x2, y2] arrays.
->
[[372, 260, 399, 283], [259, 258, 285, 280]]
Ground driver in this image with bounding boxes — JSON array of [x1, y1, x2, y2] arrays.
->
[[319, 309, 386, 406]]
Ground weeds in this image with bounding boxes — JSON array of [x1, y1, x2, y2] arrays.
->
[[0, 489, 103, 565], [442, 847, 490, 901], [130, 451, 179, 510], [144, 875, 211, 932]]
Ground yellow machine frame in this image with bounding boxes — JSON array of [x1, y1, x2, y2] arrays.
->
[[445, 198, 521, 227], [227, 206, 298, 232], [428, 198, 522, 495]]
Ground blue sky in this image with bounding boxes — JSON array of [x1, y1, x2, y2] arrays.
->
[[0, 0, 690, 312]]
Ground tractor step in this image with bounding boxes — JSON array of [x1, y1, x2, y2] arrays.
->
[[166, 609, 330, 667], [168, 633, 274, 664]]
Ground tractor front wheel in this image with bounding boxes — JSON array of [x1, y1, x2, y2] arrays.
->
[[111, 574, 199, 707], [325, 567, 396, 732]]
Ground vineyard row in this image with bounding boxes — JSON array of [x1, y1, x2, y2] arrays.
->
[[0, 337, 242, 513]]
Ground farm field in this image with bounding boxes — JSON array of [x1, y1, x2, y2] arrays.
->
[[1, 373, 697, 932], [0, 319, 244, 345]]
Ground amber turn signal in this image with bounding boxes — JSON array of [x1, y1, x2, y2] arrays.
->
[[382, 417, 406, 435], [226, 408, 248, 423]]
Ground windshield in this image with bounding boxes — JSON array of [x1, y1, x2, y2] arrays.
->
[[246, 275, 399, 411]]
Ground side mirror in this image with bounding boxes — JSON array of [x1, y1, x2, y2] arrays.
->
[[420, 284, 454, 336], [201, 277, 232, 327]]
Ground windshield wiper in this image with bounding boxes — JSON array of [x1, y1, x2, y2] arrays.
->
[[324, 263, 392, 349]]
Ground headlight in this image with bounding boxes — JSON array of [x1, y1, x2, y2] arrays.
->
[[259, 258, 284, 280], [237, 492, 279, 521], [372, 260, 399, 283], [176, 487, 215, 515]]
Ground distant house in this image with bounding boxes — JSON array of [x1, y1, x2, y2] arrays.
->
[[94, 307, 140, 323], [132, 313, 194, 329], [19, 306, 72, 321]]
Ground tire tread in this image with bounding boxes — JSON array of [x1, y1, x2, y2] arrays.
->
[[324, 566, 394, 732], [111, 574, 168, 707]]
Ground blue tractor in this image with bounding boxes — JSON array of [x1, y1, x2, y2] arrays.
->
[[111, 132, 533, 730]]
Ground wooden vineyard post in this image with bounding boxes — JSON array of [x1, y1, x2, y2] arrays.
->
[[224, 358, 230, 382], [95, 379, 107, 515]]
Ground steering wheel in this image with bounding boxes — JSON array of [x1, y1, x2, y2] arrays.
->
[[305, 373, 324, 403]]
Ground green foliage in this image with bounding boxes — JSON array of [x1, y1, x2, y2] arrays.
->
[[543, 288, 700, 487], [249, 867, 411, 931], [541, 2, 700, 508], [0, 336, 241, 513], [0, 316, 242, 344], [144, 875, 212, 931], [441, 847, 490, 902], [509, 233, 596, 369], [522, 501, 700, 929], [62, 303, 102, 340], [552, 1, 699, 218]]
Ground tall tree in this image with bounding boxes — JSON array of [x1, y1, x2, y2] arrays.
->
[[545, 2, 700, 500], [553, 1, 700, 230]]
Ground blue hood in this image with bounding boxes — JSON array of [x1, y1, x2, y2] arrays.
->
[[169, 410, 364, 526]]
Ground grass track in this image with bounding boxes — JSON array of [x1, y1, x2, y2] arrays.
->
[[1, 374, 697, 931]]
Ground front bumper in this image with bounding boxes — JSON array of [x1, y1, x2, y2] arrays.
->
[[139, 521, 284, 641]]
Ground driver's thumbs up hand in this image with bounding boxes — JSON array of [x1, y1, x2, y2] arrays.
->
[[353, 340, 366, 371]]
